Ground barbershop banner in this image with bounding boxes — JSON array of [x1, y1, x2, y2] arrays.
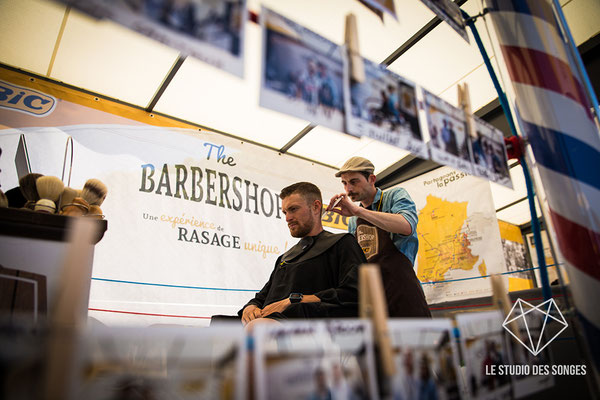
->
[[0, 75, 347, 326]]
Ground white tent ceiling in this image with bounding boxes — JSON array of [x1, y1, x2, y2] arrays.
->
[[0, 0, 598, 227]]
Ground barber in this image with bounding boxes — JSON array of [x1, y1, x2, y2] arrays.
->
[[327, 157, 431, 318]]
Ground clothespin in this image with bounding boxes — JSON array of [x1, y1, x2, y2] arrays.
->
[[458, 83, 477, 141], [345, 13, 366, 83]]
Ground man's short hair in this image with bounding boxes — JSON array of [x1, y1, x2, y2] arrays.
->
[[280, 182, 322, 205]]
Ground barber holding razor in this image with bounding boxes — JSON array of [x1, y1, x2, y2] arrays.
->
[[327, 157, 431, 318]]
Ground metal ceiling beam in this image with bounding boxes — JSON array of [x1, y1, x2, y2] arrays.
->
[[278, 124, 316, 154], [145, 54, 187, 113], [381, 0, 468, 66]]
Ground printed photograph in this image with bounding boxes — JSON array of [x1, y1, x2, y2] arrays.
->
[[505, 315, 555, 398], [423, 89, 473, 174], [73, 325, 245, 400], [59, 0, 247, 76], [254, 320, 377, 400], [456, 312, 512, 400], [501, 238, 529, 279], [420, 0, 469, 42], [472, 118, 512, 188], [260, 8, 345, 132], [345, 58, 427, 157], [388, 320, 464, 400]]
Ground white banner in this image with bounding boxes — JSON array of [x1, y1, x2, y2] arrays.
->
[[0, 124, 344, 326]]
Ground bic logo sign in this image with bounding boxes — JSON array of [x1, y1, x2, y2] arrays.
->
[[0, 80, 56, 117]]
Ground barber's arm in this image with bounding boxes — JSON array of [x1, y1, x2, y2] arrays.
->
[[328, 189, 417, 236]]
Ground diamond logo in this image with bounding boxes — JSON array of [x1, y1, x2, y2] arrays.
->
[[502, 298, 568, 356]]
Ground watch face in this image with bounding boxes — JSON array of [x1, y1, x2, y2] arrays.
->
[[289, 293, 303, 303]]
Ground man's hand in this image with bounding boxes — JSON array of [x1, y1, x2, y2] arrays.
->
[[241, 304, 262, 326], [261, 298, 291, 317], [327, 193, 359, 217]]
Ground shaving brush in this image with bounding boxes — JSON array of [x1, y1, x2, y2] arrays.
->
[[81, 179, 107, 206], [0, 190, 7, 208], [34, 176, 64, 213], [61, 195, 89, 217], [58, 187, 78, 211], [19, 173, 43, 210], [58, 187, 87, 217]]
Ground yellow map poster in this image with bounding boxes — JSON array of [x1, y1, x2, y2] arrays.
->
[[401, 167, 507, 303]]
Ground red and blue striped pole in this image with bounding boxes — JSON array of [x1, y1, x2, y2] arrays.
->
[[483, 0, 600, 368]]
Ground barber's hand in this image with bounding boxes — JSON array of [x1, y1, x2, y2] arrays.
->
[[261, 298, 291, 317], [328, 193, 359, 217], [241, 305, 262, 326]]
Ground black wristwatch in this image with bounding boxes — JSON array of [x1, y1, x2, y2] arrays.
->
[[289, 293, 303, 303]]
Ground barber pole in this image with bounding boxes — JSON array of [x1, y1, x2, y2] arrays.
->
[[484, 0, 600, 365]]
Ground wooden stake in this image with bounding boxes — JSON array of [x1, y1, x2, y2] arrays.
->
[[359, 264, 395, 377]]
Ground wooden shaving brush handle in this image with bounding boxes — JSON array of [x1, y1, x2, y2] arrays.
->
[[60, 197, 89, 217], [34, 199, 57, 213], [86, 205, 104, 220]]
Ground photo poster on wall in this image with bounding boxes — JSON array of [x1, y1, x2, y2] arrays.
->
[[422, 88, 474, 175], [419, 0, 470, 43], [72, 324, 247, 400], [472, 117, 512, 188], [455, 311, 512, 400], [260, 7, 345, 132], [57, 0, 247, 77], [498, 220, 534, 292], [387, 319, 465, 400], [253, 320, 378, 400], [343, 57, 428, 159], [525, 231, 569, 286]]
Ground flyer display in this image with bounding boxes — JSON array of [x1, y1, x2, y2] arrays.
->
[[73, 324, 246, 400], [253, 320, 378, 400], [388, 319, 465, 400], [455, 311, 511, 400]]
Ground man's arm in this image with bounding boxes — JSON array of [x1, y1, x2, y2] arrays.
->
[[260, 294, 320, 317], [353, 207, 412, 235], [329, 189, 417, 236]]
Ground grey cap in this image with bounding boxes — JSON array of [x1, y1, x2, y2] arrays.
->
[[335, 156, 375, 177]]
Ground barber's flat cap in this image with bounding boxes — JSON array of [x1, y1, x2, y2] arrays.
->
[[335, 156, 375, 177]]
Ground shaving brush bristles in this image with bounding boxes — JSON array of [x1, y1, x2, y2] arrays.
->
[[81, 179, 107, 206], [19, 173, 43, 209], [58, 187, 79, 212], [34, 176, 64, 213]]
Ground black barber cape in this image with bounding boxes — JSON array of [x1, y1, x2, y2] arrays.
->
[[238, 230, 366, 319]]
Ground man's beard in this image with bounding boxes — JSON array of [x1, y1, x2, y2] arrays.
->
[[289, 214, 315, 238]]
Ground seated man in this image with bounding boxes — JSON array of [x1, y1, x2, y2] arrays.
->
[[239, 182, 367, 328]]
